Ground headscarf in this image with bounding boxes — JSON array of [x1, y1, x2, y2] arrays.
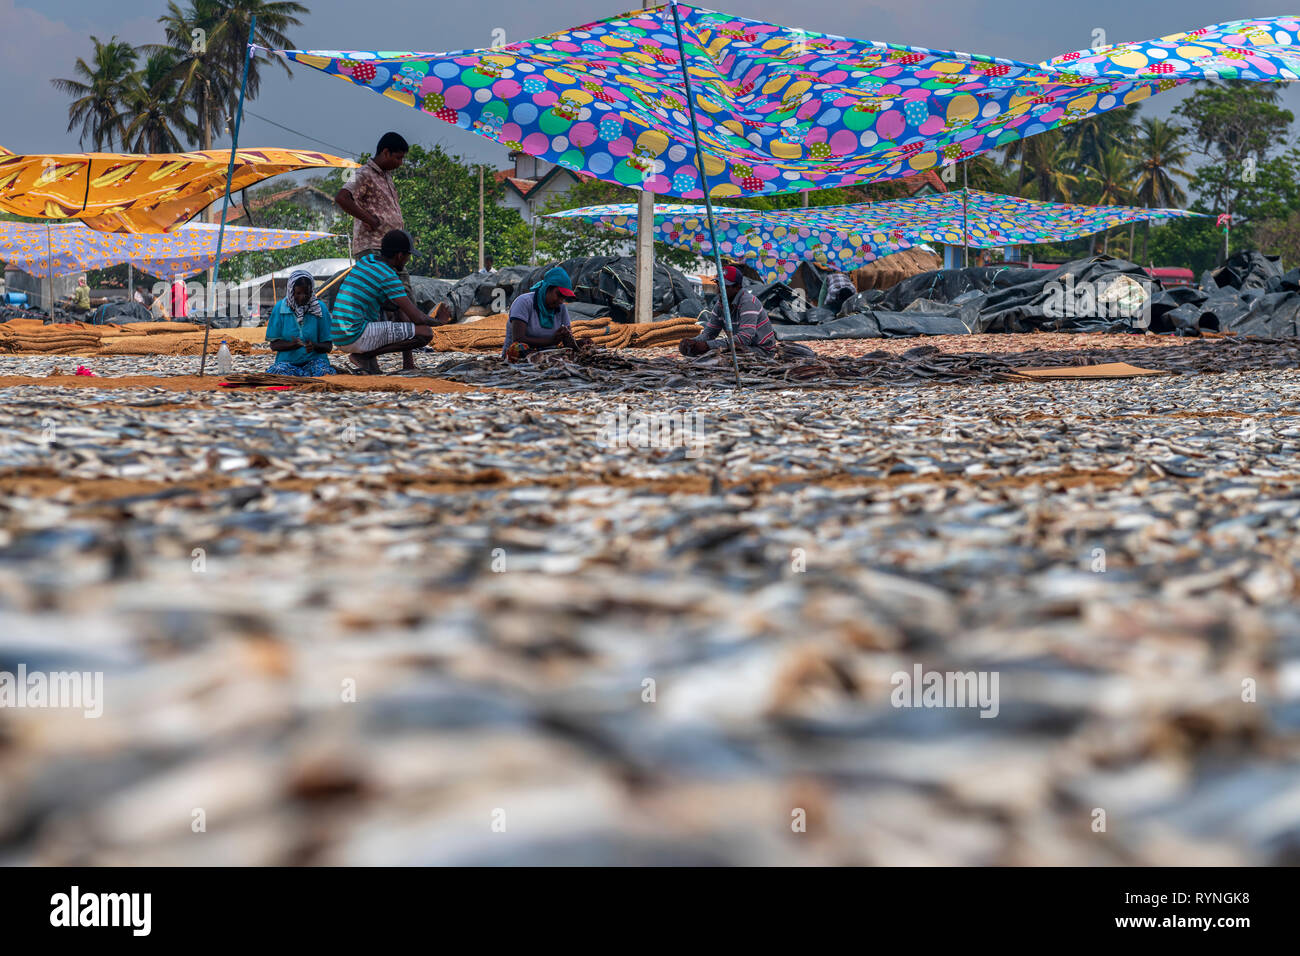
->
[[283, 269, 323, 324], [529, 266, 572, 329]]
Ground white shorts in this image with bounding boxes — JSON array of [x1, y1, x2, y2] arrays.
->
[[337, 321, 417, 354]]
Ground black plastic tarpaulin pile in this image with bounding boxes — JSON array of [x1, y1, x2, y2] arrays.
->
[[403, 257, 702, 324], [0, 304, 72, 323], [516, 256, 702, 323], [89, 300, 153, 324], [770, 252, 1300, 341], [1188, 251, 1300, 337]]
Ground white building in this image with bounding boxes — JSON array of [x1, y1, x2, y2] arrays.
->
[[496, 152, 588, 225]]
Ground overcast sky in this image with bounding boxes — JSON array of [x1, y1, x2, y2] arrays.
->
[[4, 0, 1300, 172]]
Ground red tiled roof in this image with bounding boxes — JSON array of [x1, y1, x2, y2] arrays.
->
[[901, 169, 948, 195], [506, 176, 539, 198], [498, 165, 589, 200]]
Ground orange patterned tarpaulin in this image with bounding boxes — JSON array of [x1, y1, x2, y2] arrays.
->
[[0, 147, 356, 233]]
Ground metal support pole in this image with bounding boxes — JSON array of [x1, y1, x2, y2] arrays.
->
[[668, 2, 741, 385], [962, 164, 969, 269], [200, 14, 256, 375], [478, 165, 485, 271]]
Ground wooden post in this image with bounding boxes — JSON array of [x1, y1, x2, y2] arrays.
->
[[634, 0, 654, 324], [45, 222, 55, 319]]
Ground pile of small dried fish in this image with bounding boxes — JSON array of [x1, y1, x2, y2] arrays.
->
[[0, 344, 1298, 865], [421, 335, 1300, 392]]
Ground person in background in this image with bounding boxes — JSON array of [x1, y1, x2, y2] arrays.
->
[[680, 265, 776, 356], [332, 230, 443, 375], [335, 132, 413, 310], [479, 254, 494, 275], [148, 290, 169, 321], [69, 277, 91, 316], [502, 266, 583, 361], [170, 277, 188, 318], [819, 268, 855, 314], [266, 269, 334, 377]]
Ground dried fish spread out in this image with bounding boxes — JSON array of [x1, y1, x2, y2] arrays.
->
[[0, 336, 1298, 865]]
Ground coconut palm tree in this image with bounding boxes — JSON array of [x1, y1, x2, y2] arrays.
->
[[1131, 117, 1191, 262], [154, 1, 234, 154], [213, 0, 308, 121], [959, 150, 1016, 194], [1085, 146, 1138, 255], [1014, 131, 1081, 203], [154, 0, 306, 152], [50, 36, 138, 151], [1132, 118, 1190, 209], [1064, 106, 1138, 174], [118, 49, 200, 154]]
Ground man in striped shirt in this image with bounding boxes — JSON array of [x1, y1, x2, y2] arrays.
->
[[332, 230, 443, 374], [680, 265, 776, 356]]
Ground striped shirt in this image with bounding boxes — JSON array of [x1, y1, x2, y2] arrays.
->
[[702, 287, 776, 353], [821, 270, 854, 304], [331, 254, 406, 346]]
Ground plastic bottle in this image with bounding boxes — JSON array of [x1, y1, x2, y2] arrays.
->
[[217, 340, 233, 375]]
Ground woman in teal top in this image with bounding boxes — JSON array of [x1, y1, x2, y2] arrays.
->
[[266, 270, 335, 376]]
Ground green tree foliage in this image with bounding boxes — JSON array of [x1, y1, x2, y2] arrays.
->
[[152, 0, 304, 153], [50, 36, 138, 151], [1064, 105, 1138, 176], [1132, 117, 1192, 263], [1003, 130, 1081, 202], [153, 1, 232, 153], [118, 49, 198, 153], [534, 178, 699, 270], [1175, 84, 1293, 217], [218, 186, 351, 281], [1187, 150, 1300, 251], [387, 144, 531, 278], [1144, 216, 1222, 276], [1250, 209, 1300, 270]]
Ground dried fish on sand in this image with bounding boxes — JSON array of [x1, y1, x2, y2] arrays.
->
[[0, 338, 1298, 865]]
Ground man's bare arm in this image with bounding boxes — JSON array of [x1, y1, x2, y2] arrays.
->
[[391, 294, 445, 327], [335, 188, 379, 230]]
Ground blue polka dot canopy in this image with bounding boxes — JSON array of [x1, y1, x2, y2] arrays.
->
[[546, 193, 1206, 281], [267, 4, 1300, 199]]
